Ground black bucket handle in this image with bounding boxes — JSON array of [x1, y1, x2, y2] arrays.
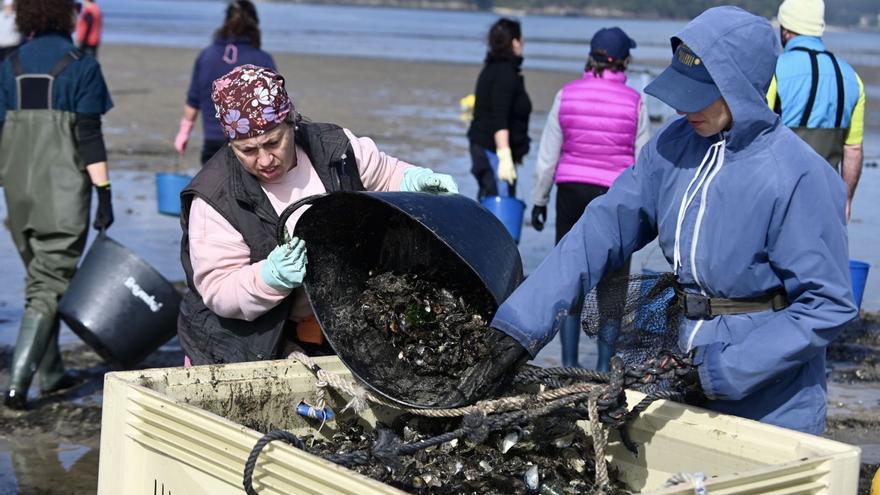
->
[[275, 194, 327, 245]]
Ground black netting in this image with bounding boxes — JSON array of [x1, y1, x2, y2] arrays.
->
[[581, 272, 682, 391]]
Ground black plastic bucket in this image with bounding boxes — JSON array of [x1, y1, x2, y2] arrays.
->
[[284, 192, 523, 409], [58, 234, 181, 369]]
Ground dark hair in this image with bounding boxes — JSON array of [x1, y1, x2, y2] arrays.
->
[[586, 49, 628, 76], [215, 0, 261, 49], [15, 0, 76, 37], [485, 17, 521, 63]]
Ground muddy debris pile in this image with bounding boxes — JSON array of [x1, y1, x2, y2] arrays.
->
[[330, 272, 499, 405], [359, 272, 495, 378], [305, 416, 627, 494]]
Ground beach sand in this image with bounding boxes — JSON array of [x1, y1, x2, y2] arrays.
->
[[101, 43, 575, 173]]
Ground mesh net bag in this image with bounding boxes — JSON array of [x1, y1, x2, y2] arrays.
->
[[580, 271, 683, 392]]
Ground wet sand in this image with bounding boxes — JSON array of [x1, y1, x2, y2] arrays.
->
[[0, 43, 879, 492], [100, 43, 575, 173]]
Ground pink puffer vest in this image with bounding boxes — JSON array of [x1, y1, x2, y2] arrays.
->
[[556, 71, 641, 187]]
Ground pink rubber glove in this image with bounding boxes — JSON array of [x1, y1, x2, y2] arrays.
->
[[174, 118, 194, 155]]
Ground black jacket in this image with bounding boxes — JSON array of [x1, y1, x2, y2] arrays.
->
[[466, 56, 532, 163], [177, 122, 365, 365]]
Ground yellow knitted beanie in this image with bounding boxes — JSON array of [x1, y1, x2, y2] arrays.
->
[[777, 0, 825, 37]]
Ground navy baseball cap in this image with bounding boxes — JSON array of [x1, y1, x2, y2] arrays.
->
[[645, 42, 721, 113], [590, 27, 637, 62]]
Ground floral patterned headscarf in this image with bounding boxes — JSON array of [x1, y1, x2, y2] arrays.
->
[[211, 65, 292, 140]]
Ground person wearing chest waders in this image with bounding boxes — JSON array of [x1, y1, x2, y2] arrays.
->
[[489, 6, 857, 435], [530, 27, 650, 371], [0, 0, 114, 410], [178, 65, 459, 365], [768, 0, 866, 222]]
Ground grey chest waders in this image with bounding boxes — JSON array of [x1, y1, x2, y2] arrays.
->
[[774, 47, 847, 168], [1, 49, 88, 409]]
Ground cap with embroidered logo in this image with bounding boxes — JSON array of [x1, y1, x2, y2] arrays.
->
[[645, 42, 721, 113]]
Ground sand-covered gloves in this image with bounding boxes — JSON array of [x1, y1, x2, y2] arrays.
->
[[261, 236, 307, 291], [92, 183, 114, 231], [496, 147, 516, 185], [447, 329, 529, 406], [399, 167, 459, 194], [531, 205, 547, 231], [174, 117, 194, 155]]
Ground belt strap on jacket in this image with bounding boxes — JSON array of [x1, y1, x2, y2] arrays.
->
[[675, 284, 788, 319]]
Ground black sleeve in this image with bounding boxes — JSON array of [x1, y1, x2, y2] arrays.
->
[[75, 113, 107, 165], [489, 66, 518, 134]]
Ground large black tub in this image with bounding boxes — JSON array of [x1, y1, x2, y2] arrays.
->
[[284, 192, 523, 409]]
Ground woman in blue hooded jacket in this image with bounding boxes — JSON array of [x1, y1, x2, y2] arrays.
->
[[487, 6, 856, 434]]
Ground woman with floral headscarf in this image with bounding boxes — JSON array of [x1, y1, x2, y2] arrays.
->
[[178, 65, 458, 365]]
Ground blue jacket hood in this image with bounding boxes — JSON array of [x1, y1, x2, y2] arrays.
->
[[674, 6, 780, 150]]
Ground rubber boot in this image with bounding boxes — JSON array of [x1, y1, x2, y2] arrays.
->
[[596, 319, 620, 373], [37, 318, 79, 394], [560, 315, 581, 368], [4, 309, 56, 410]]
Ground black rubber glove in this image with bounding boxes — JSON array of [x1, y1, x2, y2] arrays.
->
[[440, 330, 529, 407], [93, 183, 114, 231], [531, 205, 547, 231], [675, 363, 707, 407]]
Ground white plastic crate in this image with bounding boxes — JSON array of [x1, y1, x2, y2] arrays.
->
[[97, 357, 860, 494]]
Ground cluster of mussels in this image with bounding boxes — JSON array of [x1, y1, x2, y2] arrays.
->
[[358, 272, 497, 379], [305, 416, 625, 495]]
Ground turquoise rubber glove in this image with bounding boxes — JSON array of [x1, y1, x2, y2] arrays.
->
[[399, 167, 459, 194], [260, 236, 307, 291]]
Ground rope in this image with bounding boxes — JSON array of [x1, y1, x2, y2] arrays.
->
[[288, 351, 372, 413], [243, 430, 305, 495], [514, 365, 611, 384], [288, 352, 605, 419], [588, 392, 610, 494]]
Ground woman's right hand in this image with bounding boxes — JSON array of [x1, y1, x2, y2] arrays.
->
[[260, 236, 307, 291]]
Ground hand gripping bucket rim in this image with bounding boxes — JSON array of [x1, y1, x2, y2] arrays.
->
[[281, 191, 524, 409], [58, 233, 181, 369]]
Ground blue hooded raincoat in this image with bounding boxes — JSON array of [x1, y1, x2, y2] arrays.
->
[[491, 7, 857, 434]]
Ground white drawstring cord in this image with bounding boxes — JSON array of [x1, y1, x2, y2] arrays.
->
[[673, 141, 723, 272], [690, 140, 726, 294]]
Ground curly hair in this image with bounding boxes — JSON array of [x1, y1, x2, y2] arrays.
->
[[15, 0, 77, 37]]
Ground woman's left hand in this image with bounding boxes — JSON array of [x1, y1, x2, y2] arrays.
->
[[399, 167, 459, 194]]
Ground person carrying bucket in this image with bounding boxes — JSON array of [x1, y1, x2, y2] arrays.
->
[[489, 7, 857, 435], [178, 65, 458, 365], [173, 0, 276, 166], [0, 0, 114, 410], [530, 27, 650, 370], [467, 18, 531, 200]]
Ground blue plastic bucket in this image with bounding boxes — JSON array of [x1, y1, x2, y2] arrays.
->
[[155, 172, 192, 216], [850, 260, 870, 310], [480, 196, 526, 243]]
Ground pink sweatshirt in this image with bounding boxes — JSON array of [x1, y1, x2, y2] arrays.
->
[[188, 129, 412, 322]]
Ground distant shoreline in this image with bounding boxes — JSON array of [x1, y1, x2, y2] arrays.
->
[[263, 0, 880, 31]]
